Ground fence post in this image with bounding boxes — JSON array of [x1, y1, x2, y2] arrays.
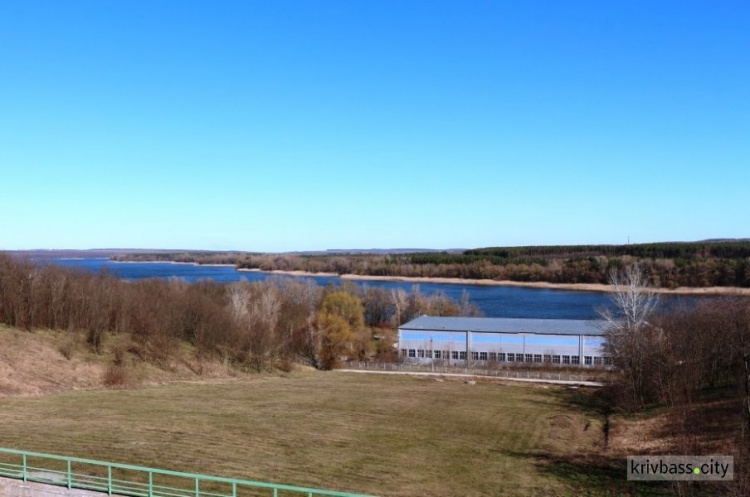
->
[[232, 482, 237, 497], [148, 471, 153, 497], [67, 459, 72, 489], [274, 488, 278, 497], [22, 454, 27, 482], [195, 477, 200, 497], [108, 465, 112, 495]]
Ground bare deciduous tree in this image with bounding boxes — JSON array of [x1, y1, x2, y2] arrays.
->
[[390, 288, 408, 327], [600, 264, 658, 333], [599, 263, 660, 409], [459, 290, 482, 317]]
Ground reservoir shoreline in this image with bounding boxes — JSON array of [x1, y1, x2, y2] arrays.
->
[[236, 268, 750, 295]]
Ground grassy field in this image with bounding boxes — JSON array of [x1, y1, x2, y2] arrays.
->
[[0, 371, 630, 497]]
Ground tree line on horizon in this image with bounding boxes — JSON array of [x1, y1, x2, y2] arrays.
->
[[112, 241, 750, 288], [0, 254, 480, 372]]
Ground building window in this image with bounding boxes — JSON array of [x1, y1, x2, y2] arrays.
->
[[571, 356, 580, 365], [544, 355, 551, 363], [603, 356, 613, 366], [443, 350, 449, 360], [459, 351, 467, 360], [584, 356, 592, 365], [471, 351, 479, 361], [534, 354, 542, 363], [417, 349, 425, 358], [408, 349, 416, 358], [498, 353, 506, 362], [593, 357, 603, 366], [426, 350, 433, 359], [489, 352, 497, 362], [400, 349, 407, 357], [562, 355, 571, 364], [479, 352, 488, 361], [525, 354, 533, 363], [552, 355, 561, 364], [434, 350, 442, 359], [451, 351, 459, 360]]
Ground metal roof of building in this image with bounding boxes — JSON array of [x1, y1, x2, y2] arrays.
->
[[398, 316, 606, 336]]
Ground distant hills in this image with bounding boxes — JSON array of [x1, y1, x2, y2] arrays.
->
[[4, 249, 202, 259], [8, 239, 749, 258], [6, 248, 465, 258]]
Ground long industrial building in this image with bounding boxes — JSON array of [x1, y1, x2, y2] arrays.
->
[[398, 316, 611, 367]]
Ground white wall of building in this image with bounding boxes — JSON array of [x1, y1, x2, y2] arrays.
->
[[398, 329, 609, 367]]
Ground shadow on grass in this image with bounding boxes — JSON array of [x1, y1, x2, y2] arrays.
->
[[548, 385, 616, 450], [550, 385, 615, 417], [651, 391, 741, 455], [540, 385, 743, 496], [508, 450, 672, 496], [553, 383, 742, 454]]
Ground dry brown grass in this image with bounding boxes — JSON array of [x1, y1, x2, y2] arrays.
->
[[609, 397, 742, 457], [0, 325, 241, 397], [102, 364, 130, 388], [0, 325, 687, 496], [0, 326, 105, 396], [0, 371, 617, 497]]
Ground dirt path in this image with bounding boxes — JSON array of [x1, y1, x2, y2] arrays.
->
[[336, 368, 605, 387]]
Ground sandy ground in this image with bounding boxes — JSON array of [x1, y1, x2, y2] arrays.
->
[[237, 268, 339, 277], [236, 269, 750, 295]]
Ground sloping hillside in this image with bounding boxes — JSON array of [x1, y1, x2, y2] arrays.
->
[[0, 326, 239, 397], [0, 326, 106, 396]]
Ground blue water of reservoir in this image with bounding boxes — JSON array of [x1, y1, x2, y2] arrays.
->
[[49, 258, 693, 320]]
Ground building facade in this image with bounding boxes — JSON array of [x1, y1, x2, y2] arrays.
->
[[398, 316, 611, 367]]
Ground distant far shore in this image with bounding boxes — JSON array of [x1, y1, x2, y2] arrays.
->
[[237, 268, 750, 295], [113, 260, 236, 267], [238, 268, 339, 277]]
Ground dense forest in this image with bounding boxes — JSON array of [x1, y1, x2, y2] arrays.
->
[[113, 241, 750, 288]]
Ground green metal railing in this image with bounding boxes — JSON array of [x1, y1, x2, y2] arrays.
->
[[0, 448, 373, 497]]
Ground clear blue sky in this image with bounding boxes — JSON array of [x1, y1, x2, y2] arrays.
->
[[1, 1, 748, 251]]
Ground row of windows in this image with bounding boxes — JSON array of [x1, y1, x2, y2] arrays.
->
[[400, 349, 612, 365]]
